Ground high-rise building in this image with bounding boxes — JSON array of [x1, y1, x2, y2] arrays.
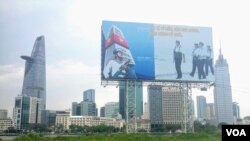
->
[[214, 49, 233, 125], [13, 95, 41, 129], [20, 36, 46, 110], [0, 109, 8, 119], [72, 89, 96, 116], [72, 102, 81, 116], [162, 87, 188, 125], [104, 102, 119, 118], [141, 102, 149, 119], [206, 103, 215, 120], [196, 96, 207, 120], [148, 85, 163, 126], [191, 100, 195, 117], [83, 89, 95, 102], [100, 107, 105, 117], [232, 102, 240, 120], [81, 101, 97, 116], [149, 86, 193, 129], [119, 81, 143, 119], [71, 101, 96, 116], [96, 108, 98, 117], [41, 110, 56, 127]]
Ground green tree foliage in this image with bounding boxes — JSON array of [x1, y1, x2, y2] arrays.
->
[[151, 124, 181, 132], [68, 124, 119, 134], [193, 120, 217, 133], [28, 124, 50, 133], [4, 127, 21, 133], [55, 124, 64, 133], [13, 132, 220, 141]]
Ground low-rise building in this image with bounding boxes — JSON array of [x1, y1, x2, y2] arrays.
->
[[137, 119, 150, 132], [0, 118, 13, 131], [70, 116, 124, 129], [55, 111, 124, 130]]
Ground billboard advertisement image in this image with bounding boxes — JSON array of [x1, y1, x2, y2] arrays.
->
[[101, 21, 214, 82]]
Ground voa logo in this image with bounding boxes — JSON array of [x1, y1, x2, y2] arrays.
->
[[226, 129, 246, 136]]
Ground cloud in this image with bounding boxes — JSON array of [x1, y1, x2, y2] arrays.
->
[[48, 59, 99, 77], [46, 59, 118, 112], [0, 64, 24, 118], [0, 0, 70, 15], [0, 64, 23, 85], [0, 0, 47, 17], [46, 59, 125, 114]]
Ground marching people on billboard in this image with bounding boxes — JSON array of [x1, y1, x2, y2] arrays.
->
[[197, 42, 207, 79], [173, 40, 185, 79], [190, 43, 199, 77], [205, 45, 214, 76]]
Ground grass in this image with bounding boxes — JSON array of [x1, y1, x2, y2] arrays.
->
[[3, 132, 220, 141]]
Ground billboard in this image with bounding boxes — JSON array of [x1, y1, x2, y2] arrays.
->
[[101, 21, 214, 82]]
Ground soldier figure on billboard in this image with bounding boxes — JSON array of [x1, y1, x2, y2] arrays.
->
[[103, 48, 136, 79], [190, 43, 199, 77], [205, 45, 214, 76], [173, 40, 185, 79], [197, 42, 206, 79]]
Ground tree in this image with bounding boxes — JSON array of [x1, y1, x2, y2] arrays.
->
[[55, 124, 64, 133], [28, 123, 50, 132], [163, 124, 181, 132], [194, 120, 217, 133], [4, 127, 21, 133], [69, 125, 77, 133]]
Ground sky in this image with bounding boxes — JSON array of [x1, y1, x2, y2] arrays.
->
[[0, 0, 250, 118]]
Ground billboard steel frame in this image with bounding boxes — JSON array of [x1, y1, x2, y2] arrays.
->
[[180, 83, 194, 133], [125, 80, 137, 133], [101, 80, 212, 133]]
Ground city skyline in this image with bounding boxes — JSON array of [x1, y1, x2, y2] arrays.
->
[[1, 0, 250, 119]]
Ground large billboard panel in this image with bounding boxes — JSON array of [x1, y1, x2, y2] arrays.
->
[[101, 21, 214, 82]]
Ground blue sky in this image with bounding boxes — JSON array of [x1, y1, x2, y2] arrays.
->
[[0, 0, 250, 118]]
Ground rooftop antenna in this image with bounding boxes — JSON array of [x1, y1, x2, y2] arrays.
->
[[219, 40, 224, 59], [219, 40, 222, 55]]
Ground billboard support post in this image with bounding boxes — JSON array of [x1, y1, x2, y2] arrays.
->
[[125, 80, 137, 133], [181, 83, 194, 133]]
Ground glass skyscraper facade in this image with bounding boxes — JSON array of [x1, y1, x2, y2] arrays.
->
[[104, 102, 119, 118], [119, 81, 143, 119], [196, 96, 207, 120], [13, 95, 41, 129], [148, 85, 163, 125], [83, 89, 95, 102], [21, 36, 46, 110], [72, 102, 81, 116], [232, 102, 240, 120], [0, 109, 8, 119], [206, 103, 215, 120], [41, 110, 56, 127], [214, 49, 233, 125], [71, 101, 97, 116], [72, 89, 97, 117]]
